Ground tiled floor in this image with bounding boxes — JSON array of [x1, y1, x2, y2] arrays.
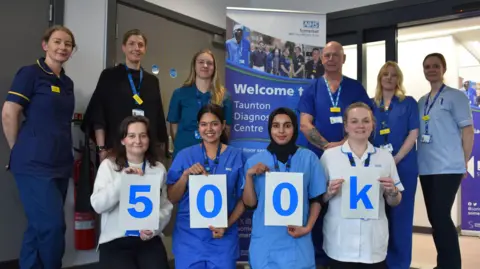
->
[[411, 233, 480, 269]]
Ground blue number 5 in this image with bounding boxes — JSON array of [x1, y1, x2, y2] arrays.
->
[[128, 185, 153, 219]]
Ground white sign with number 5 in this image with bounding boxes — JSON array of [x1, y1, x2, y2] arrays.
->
[[119, 173, 160, 231]]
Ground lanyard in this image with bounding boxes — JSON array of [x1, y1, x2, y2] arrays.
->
[[272, 154, 292, 172], [423, 84, 445, 134], [324, 76, 343, 109], [379, 99, 392, 144], [202, 142, 222, 174], [126, 65, 143, 105], [347, 152, 371, 167], [124, 159, 146, 237]]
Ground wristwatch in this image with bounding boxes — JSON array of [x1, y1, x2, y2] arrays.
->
[[96, 145, 106, 153]]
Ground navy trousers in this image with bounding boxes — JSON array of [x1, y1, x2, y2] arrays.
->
[[14, 174, 69, 269], [385, 172, 418, 269]]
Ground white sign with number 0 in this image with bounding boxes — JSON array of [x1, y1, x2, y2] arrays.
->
[[264, 172, 304, 226], [189, 174, 228, 229], [119, 173, 160, 231]]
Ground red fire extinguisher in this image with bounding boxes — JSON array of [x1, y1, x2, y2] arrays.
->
[[73, 127, 96, 250]]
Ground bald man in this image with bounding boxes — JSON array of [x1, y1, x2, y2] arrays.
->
[[297, 41, 373, 268]]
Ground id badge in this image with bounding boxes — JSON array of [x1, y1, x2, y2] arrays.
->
[[380, 128, 390, 135], [132, 109, 144, 116], [421, 134, 432, 144], [330, 107, 341, 113], [330, 116, 343, 124], [239, 59, 245, 64], [194, 130, 201, 140], [133, 94, 144, 105], [381, 143, 394, 153]]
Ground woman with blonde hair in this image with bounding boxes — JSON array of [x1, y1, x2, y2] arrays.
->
[[371, 61, 419, 269], [167, 49, 232, 158]]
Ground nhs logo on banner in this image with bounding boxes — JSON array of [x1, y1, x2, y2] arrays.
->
[[303, 20, 319, 29], [341, 167, 381, 220]]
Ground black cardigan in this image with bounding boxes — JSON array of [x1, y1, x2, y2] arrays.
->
[[81, 64, 168, 150]]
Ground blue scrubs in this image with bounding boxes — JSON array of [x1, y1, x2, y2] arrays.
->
[[371, 96, 419, 269], [167, 86, 233, 158], [7, 58, 74, 269], [296, 76, 371, 266], [279, 56, 291, 77], [167, 145, 244, 269], [245, 148, 326, 269], [225, 38, 250, 66]]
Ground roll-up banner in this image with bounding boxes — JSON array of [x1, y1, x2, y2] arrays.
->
[[225, 7, 326, 262], [461, 81, 480, 236]]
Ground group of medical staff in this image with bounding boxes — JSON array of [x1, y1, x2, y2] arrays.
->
[[1, 24, 473, 269]]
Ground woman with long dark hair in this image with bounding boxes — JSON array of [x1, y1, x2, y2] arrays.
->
[[90, 116, 172, 269], [167, 104, 244, 269]]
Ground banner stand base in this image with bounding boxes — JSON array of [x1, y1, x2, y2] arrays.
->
[[460, 230, 480, 237]]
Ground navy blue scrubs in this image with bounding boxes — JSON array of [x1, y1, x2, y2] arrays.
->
[[7, 58, 74, 269], [297, 75, 372, 266], [372, 96, 419, 269]]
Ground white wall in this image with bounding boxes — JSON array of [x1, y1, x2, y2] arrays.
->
[[460, 66, 480, 82], [60, 0, 109, 266], [145, 0, 394, 29]]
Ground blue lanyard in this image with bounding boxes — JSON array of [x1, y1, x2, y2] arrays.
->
[[126, 65, 143, 105], [347, 152, 371, 167], [324, 76, 343, 109], [202, 142, 222, 174], [272, 154, 292, 172], [380, 99, 392, 144], [124, 159, 146, 237], [423, 84, 445, 134]]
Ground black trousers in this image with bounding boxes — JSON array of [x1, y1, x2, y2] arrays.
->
[[99, 236, 170, 269], [420, 174, 463, 269], [329, 259, 386, 269]]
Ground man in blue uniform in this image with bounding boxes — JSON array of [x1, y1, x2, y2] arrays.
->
[[297, 41, 372, 268], [226, 24, 250, 67]]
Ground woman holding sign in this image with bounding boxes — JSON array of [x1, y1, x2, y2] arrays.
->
[[371, 61, 419, 269], [90, 116, 172, 269], [167, 104, 245, 269], [321, 102, 403, 269], [242, 107, 326, 269], [417, 53, 473, 269], [167, 49, 233, 158]]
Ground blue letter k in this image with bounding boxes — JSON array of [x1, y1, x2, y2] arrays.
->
[[349, 176, 373, 209]]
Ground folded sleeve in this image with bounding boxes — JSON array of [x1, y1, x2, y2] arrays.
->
[[451, 91, 473, 128], [7, 66, 37, 107]]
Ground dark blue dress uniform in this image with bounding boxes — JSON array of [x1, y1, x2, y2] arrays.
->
[[7, 57, 74, 269]]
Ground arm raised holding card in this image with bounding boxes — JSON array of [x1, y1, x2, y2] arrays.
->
[[167, 162, 207, 204]]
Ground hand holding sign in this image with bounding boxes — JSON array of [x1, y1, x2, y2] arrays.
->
[[265, 172, 304, 226], [247, 162, 270, 176], [184, 163, 208, 176], [287, 225, 310, 238], [327, 178, 345, 196], [209, 225, 226, 239], [378, 177, 396, 194], [341, 167, 381, 220], [189, 175, 228, 229]]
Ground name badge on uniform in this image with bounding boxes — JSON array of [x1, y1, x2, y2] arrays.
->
[[380, 128, 390, 135], [330, 116, 343, 124], [133, 94, 144, 105], [132, 109, 144, 116], [381, 143, 393, 153], [239, 59, 245, 64], [421, 134, 432, 144], [51, 86, 60, 93], [330, 107, 341, 113], [422, 115, 430, 121], [194, 130, 201, 140]]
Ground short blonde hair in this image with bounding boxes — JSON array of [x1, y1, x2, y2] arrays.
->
[[373, 61, 406, 107]]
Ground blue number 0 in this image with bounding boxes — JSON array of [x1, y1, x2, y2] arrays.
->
[[197, 184, 222, 218], [272, 183, 298, 217], [127, 185, 153, 219]]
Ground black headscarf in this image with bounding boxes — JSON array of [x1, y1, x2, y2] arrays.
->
[[266, 107, 299, 163]]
